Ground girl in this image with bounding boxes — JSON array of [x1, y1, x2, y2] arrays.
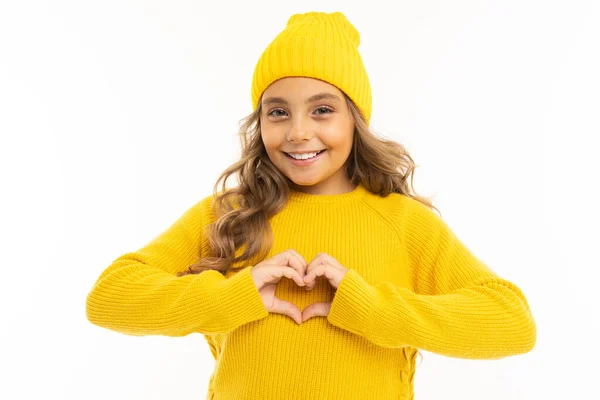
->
[[86, 11, 537, 400]]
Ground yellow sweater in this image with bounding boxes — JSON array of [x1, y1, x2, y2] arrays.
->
[[86, 182, 536, 399]]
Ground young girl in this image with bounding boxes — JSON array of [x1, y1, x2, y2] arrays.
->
[[86, 11, 537, 400]]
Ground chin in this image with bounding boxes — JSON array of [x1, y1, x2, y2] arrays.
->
[[288, 177, 325, 188]]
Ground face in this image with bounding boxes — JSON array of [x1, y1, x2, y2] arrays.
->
[[260, 77, 356, 195]]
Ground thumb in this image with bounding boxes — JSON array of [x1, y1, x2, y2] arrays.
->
[[269, 297, 302, 325]]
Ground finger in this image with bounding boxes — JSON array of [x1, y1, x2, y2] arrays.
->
[[278, 266, 306, 287], [275, 250, 307, 279], [286, 249, 308, 272], [271, 297, 303, 325], [304, 264, 326, 285], [304, 255, 321, 283], [302, 302, 331, 322], [286, 249, 308, 278], [260, 265, 305, 287]]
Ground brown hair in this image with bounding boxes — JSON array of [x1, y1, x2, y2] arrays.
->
[[177, 94, 440, 277]]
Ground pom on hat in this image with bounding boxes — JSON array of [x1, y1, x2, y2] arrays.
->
[[251, 11, 372, 125]]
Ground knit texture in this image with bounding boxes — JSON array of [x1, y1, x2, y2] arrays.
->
[[86, 182, 537, 399], [251, 11, 373, 125]]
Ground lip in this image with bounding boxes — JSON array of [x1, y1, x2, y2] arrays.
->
[[284, 149, 326, 166], [284, 150, 324, 154]]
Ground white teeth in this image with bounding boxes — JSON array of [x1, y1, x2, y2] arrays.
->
[[288, 151, 321, 160]]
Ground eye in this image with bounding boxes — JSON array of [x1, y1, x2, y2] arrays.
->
[[314, 106, 333, 115], [267, 109, 287, 117]]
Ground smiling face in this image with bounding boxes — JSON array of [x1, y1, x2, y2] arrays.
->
[[259, 77, 356, 195]]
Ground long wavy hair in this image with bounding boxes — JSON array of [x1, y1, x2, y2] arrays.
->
[[177, 93, 440, 278]]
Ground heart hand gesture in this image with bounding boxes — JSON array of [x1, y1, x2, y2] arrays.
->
[[250, 249, 308, 325], [301, 252, 348, 322], [250, 250, 348, 324]]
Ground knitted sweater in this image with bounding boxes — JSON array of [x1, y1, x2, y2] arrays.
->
[[85, 182, 537, 400]]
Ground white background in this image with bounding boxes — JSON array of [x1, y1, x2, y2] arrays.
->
[[1, 0, 598, 399]]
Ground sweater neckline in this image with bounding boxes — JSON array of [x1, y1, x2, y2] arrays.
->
[[287, 181, 368, 204]]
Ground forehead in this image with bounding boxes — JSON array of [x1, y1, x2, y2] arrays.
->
[[262, 77, 343, 99]]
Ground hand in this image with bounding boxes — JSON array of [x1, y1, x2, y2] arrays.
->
[[301, 252, 348, 323], [251, 249, 308, 325]]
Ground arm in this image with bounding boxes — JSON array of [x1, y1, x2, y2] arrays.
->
[[327, 198, 537, 359], [85, 196, 268, 337]]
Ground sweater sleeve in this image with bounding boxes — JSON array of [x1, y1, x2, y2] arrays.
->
[[327, 199, 537, 360], [85, 196, 268, 337]]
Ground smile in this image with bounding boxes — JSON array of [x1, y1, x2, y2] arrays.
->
[[284, 149, 327, 166]]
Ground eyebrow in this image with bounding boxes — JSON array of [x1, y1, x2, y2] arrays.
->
[[262, 92, 341, 106]]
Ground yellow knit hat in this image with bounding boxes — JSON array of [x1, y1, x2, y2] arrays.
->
[[251, 11, 372, 125]]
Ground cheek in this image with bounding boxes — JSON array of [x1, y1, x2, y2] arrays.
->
[[260, 128, 279, 151], [323, 130, 353, 153]]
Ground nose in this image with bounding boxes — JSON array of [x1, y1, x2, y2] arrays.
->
[[286, 115, 312, 142]]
